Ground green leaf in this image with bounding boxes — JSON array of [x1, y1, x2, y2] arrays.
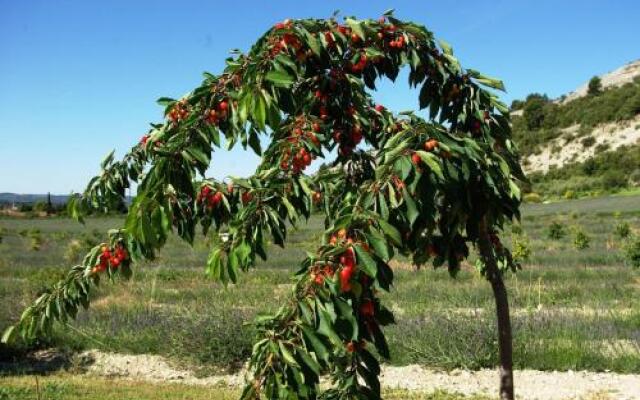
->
[[345, 18, 366, 41], [416, 151, 444, 179], [265, 70, 295, 87], [301, 325, 329, 362], [439, 39, 453, 56], [156, 97, 175, 106], [278, 342, 300, 368], [254, 92, 267, 131], [100, 150, 115, 169], [365, 231, 390, 261], [377, 219, 401, 246], [1, 325, 15, 344], [402, 187, 419, 226], [354, 244, 377, 277], [297, 347, 321, 375], [467, 69, 506, 91]]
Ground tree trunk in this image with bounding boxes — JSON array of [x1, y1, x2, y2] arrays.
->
[[477, 218, 515, 400]]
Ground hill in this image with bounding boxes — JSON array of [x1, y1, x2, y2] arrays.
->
[[510, 60, 640, 198]]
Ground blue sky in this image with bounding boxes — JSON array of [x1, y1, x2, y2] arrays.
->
[[1, 0, 639, 194]]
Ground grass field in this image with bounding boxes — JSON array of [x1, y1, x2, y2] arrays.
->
[[1, 195, 639, 377], [0, 375, 493, 400]]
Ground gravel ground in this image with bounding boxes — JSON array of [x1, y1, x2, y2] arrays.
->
[[70, 350, 640, 399]]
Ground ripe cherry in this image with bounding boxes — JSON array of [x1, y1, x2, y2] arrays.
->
[[351, 33, 361, 43], [411, 152, 422, 165], [374, 104, 385, 112], [424, 139, 439, 151], [340, 266, 353, 292], [312, 191, 322, 204], [110, 256, 121, 268], [312, 122, 321, 132], [360, 300, 375, 317], [218, 101, 228, 112]]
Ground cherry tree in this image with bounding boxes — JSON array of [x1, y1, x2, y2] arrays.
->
[[3, 12, 524, 400]]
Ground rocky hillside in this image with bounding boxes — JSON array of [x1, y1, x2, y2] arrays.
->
[[511, 59, 640, 197], [561, 60, 640, 104]]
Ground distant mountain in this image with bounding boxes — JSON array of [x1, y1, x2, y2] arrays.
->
[[0, 193, 71, 205]]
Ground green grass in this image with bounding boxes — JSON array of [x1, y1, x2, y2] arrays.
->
[[1, 195, 640, 375], [0, 375, 492, 400]]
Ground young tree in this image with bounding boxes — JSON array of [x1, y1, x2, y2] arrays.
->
[[3, 13, 524, 400]]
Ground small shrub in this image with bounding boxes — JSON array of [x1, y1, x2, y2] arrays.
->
[[630, 169, 640, 186], [64, 240, 86, 264], [523, 192, 542, 203], [624, 235, 640, 268], [580, 136, 596, 148], [614, 221, 631, 239], [602, 170, 628, 190], [587, 76, 602, 96], [573, 228, 591, 250], [511, 223, 523, 235], [546, 221, 566, 240], [564, 190, 578, 200], [594, 143, 610, 153], [512, 235, 532, 263]]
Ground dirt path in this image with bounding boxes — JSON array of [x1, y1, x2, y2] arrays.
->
[[67, 350, 640, 399]]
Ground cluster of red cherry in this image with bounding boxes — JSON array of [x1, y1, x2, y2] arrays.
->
[[91, 244, 129, 274], [280, 121, 320, 173], [205, 100, 229, 126], [197, 186, 223, 209], [168, 100, 189, 123]]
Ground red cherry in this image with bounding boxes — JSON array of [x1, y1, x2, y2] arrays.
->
[[351, 33, 361, 43], [346, 342, 356, 353], [314, 274, 324, 285], [411, 152, 422, 165], [360, 300, 375, 317], [374, 104, 385, 112], [218, 101, 228, 111], [340, 266, 353, 292], [274, 22, 285, 30], [312, 122, 321, 132]]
